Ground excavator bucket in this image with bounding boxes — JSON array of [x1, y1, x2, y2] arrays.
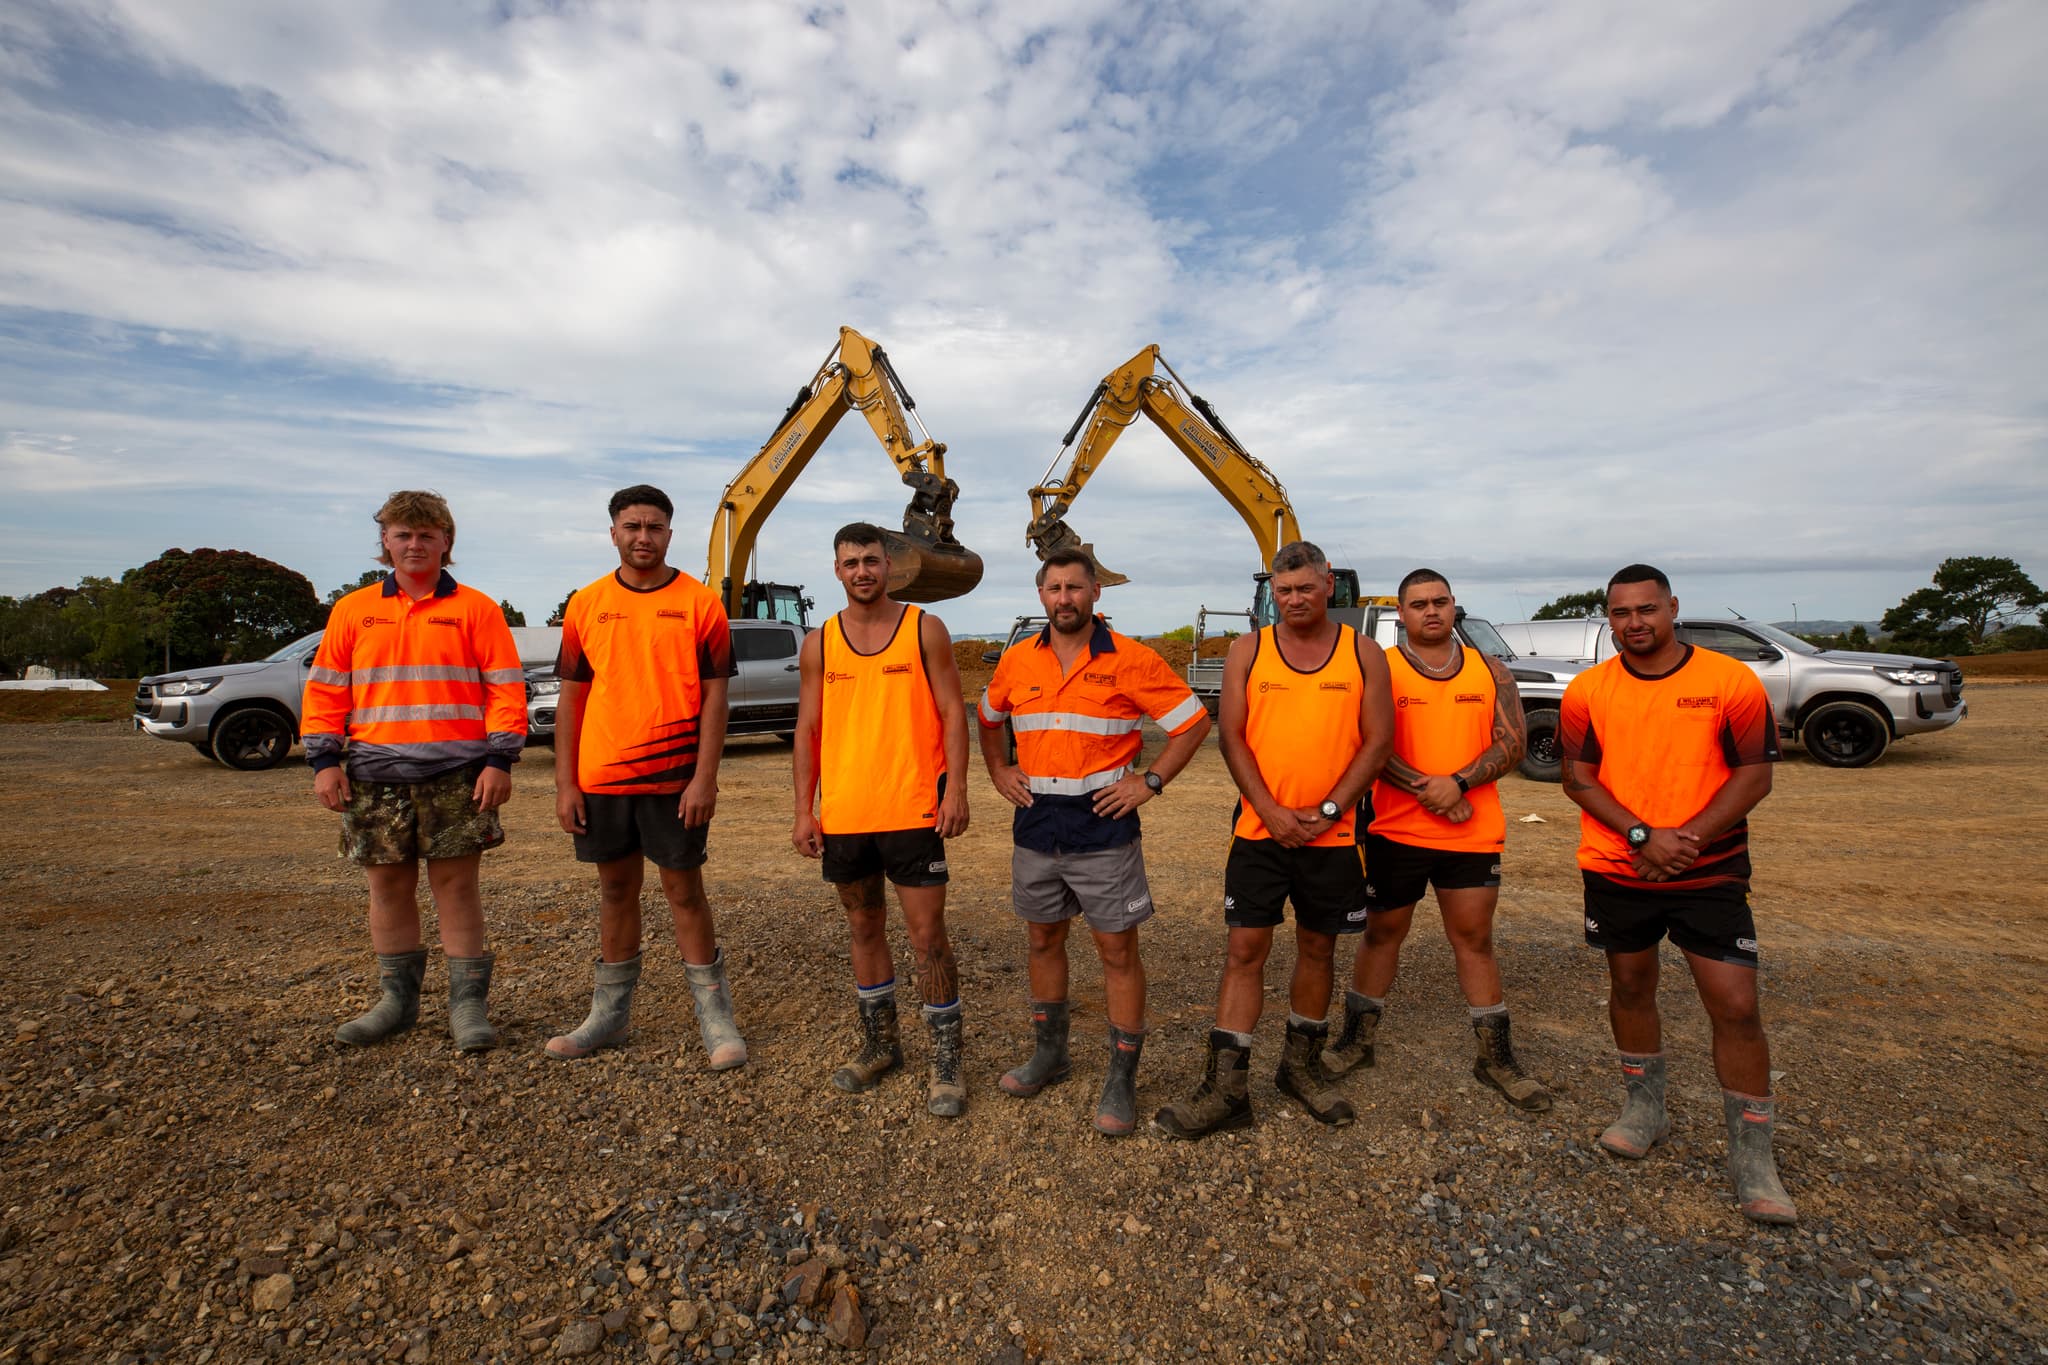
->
[[880, 530, 984, 603]]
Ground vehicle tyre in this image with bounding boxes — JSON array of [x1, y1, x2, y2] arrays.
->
[[1517, 707, 1562, 782], [775, 732, 796, 744], [210, 707, 295, 771], [190, 742, 220, 762], [1799, 699, 1890, 768]]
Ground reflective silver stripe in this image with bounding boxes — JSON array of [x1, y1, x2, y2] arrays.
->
[[306, 666, 351, 687], [1155, 695, 1205, 732], [481, 668, 527, 684], [979, 693, 1009, 725], [354, 704, 484, 722], [1025, 765, 1130, 796], [487, 730, 526, 754], [353, 665, 483, 684], [1010, 711, 1142, 736]]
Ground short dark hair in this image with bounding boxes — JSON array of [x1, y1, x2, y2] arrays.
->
[[1270, 541, 1327, 575], [609, 484, 673, 521], [833, 522, 888, 553], [1035, 547, 1098, 586], [1607, 563, 1670, 593], [1398, 567, 1450, 599]]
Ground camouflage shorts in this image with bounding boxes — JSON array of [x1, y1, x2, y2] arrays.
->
[[339, 763, 505, 866]]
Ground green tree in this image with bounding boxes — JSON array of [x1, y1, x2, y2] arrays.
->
[[62, 576, 160, 677], [126, 549, 323, 668], [326, 569, 386, 604], [500, 599, 527, 627], [1159, 624, 1194, 643], [1533, 589, 1607, 620], [1978, 623, 2048, 654], [1881, 556, 2044, 655], [548, 590, 576, 627], [0, 590, 91, 677]]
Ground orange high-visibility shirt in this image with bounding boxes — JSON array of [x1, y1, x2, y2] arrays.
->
[[302, 571, 528, 782], [817, 605, 946, 834], [1370, 643, 1506, 854], [1233, 625, 1366, 848]]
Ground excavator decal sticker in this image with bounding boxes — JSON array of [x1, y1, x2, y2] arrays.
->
[[1177, 419, 1225, 464], [768, 422, 807, 474]]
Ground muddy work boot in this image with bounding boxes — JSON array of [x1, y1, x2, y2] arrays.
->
[[446, 953, 499, 1054], [1092, 1025, 1146, 1138], [545, 955, 642, 1060], [998, 1000, 1072, 1098], [1598, 1052, 1670, 1159], [1154, 1030, 1254, 1140], [831, 992, 904, 1093], [925, 1004, 967, 1118], [336, 948, 427, 1047], [1471, 1012, 1552, 1111], [684, 949, 748, 1071], [1320, 990, 1382, 1078], [1723, 1091, 1798, 1226], [1275, 1017, 1355, 1126]]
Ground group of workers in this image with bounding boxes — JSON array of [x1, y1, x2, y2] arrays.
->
[[306, 486, 1796, 1228]]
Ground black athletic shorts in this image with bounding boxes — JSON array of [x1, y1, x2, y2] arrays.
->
[[573, 793, 709, 870], [821, 828, 949, 887], [1223, 837, 1369, 935], [1582, 871, 1758, 967], [1362, 833, 1502, 911]]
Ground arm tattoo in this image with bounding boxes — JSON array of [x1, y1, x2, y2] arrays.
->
[[1560, 758, 1599, 793], [1458, 657, 1528, 789], [1380, 753, 1431, 795]]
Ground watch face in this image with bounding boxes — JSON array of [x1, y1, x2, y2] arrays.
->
[[1627, 824, 1649, 847], [1144, 772, 1163, 792], [1320, 800, 1341, 819]]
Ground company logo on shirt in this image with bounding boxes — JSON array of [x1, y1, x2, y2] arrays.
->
[[428, 615, 460, 627], [1397, 695, 1426, 708], [1677, 695, 1719, 709], [1084, 671, 1116, 686], [883, 663, 912, 676], [1319, 681, 1352, 692], [596, 611, 629, 624], [360, 615, 395, 629], [656, 609, 689, 621], [825, 670, 855, 683], [1454, 692, 1485, 704], [1259, 680, 1290, 693]]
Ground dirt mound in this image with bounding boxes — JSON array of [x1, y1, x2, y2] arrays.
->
[[0, 680, 135, 724], [1959, 649, 2048, 681]]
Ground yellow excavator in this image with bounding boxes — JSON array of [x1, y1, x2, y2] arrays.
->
[[1026, 344, 1361, 624], [708, 326, 984, 622]]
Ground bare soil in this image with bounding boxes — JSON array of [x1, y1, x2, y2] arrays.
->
[[0, 688, 2044, 1362]]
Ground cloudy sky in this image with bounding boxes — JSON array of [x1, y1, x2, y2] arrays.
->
[[2, 0, 2043, 634]]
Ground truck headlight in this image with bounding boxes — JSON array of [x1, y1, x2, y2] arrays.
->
[[527, 678, 561, 697], [157, 677, 221, 697], [1877, 667, 1942, 686]]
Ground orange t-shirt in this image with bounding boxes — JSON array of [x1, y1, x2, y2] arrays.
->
[[556, 569, 735, 796], [1558, 645, 1779, 890], [1370, 644, 1505, 854], [818, 605, 947, 834], [1233, 625, 1366, 848]]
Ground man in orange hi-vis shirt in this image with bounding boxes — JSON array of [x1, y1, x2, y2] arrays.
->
[[792, 523, 972, 1118], [1559, 563, 1795, 1226], [543, 485, 745, 1072], [1325, 567, 1551, 1112], [304, 490, 527, 1054], [1156, 541, 1393, 1140]]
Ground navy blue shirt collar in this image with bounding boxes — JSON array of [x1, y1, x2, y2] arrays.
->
[[1034, 615, 1116, 656], [381, 569, 458, 600]]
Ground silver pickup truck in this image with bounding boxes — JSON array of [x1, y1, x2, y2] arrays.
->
[[524, 618, 804, 744]]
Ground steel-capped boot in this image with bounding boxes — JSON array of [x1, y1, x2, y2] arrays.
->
[[336, 948, 427, 1047], [446, 952, 498, 1054], [1598, 1052, 1670, 1159], [1276, 1018, 1355, 1126], [683, 949, 748, 1071], [831, 992, 903, 1092], [1093, 1024, 1146, 1137], [998, 999, 1072, 1098], [545, 955, 642, 1059], [1154, 1030, 1254, 1140], [925, 1004, 966, 1118], [1723, 1091, 1798, 1225], [1320, 990, 1382, 1078], [1472, 1012, 1552, 1111]]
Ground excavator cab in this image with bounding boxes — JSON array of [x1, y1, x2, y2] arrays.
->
[[1250, 567, 1364, 628], [735, 581, 813, 628]]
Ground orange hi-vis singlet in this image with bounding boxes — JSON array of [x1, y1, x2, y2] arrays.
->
[[819, 605, 946, 835], [1233, 625, 1366, 847], [1371, 643, 1505, 854]]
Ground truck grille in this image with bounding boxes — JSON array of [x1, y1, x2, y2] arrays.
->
[[1943, 668, 1963, 707]]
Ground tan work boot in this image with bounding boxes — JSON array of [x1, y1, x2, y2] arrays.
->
[[1471, 1012, 1551, 1111], [1320, 990, 1382, 1077], [831, 992, 903, 1092], [1154, 1030, 1254, 1140], [925, 1004, 966, 1118], [1275, 1018, 1355, 1126]]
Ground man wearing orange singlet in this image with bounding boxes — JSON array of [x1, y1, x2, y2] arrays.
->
[[1325, 568, 1550, 1111], [793, 523, 972, 1117]]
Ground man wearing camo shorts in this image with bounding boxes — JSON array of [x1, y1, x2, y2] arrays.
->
[[304, 490, 529, 1053]]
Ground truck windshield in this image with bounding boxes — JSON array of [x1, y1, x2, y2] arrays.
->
[[264, 632, 323, 662], [1743, 621, 1821, 656], [1458, 616, 1515, 659]]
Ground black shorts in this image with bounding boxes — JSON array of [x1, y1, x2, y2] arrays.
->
[[1362, 833, 1502, 911], [1223, 837, 1369, 935], [821, 828, 949, 887], [573, 793, 709, 870], [1582, 871, 1758, 967]]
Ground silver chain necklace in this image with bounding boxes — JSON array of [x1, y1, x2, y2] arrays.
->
[[1403, 639, 1463, 679]]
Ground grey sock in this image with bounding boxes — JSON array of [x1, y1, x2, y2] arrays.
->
[[1220, 1029, 1254, 1049], [1469, 1002, 1509, 1021], [1349, 990, 1386, 1014], [1287, 1012, 1326, 1031]]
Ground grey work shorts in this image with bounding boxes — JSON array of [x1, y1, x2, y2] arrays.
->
[[1011, 839, 1155, 934]]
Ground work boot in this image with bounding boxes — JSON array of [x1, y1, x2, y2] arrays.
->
[[925, 1004, 967, 1118], [1597, 1052, 1670, 1159], [1153, 1030, 1254, 1140], [446, 953, 498, 1054], [1471, 1012, 1552, 1111], [1275, 1018, 1355, 1126], [1093, 1024, 1146, 1137], [335, 948, 427, 1046], [545, 955, 641, 1060], [683, 950, 748, 1071], [998, 999, 1072, 1097], [1723, 1091, 1798, 1226], [831, 992, 903, 1093], [1320, 990, 1382, 1078]]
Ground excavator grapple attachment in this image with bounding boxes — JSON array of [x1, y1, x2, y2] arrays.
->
[[880, 530, 984, 603]]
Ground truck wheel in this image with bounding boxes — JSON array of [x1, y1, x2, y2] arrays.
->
[[211, 707, 294, 771], [1799, 699, 1890, 768], [190, 742, 219, 762], [1518, 707, 1562, 782]]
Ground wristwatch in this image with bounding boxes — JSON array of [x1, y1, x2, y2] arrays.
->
[[1626, 822, 1651, 849], [1143, 770, 1165, 794], [1453, 774, 1471, 794], [1318, 799, 1342, 820]]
